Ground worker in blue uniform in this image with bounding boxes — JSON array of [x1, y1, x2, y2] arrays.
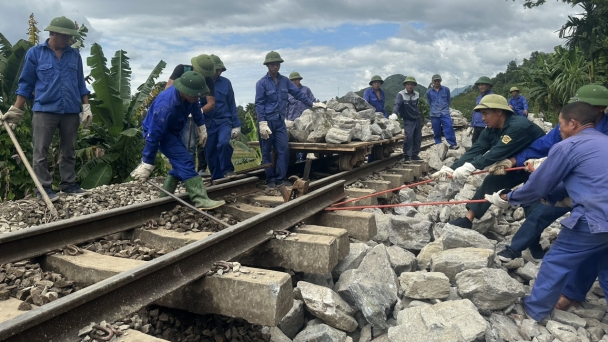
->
[[426, 74, 458, 149], [485, 101, 608, 321], [254, 51, 326, 188], [469, 76, 494, 144], [130, 71, 225, 210], [363, 75, 387, 117], [508, 87, 529, 117], [203, 55, 242, 181]]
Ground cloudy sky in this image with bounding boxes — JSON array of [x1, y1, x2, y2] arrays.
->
[[1, 0, 577, 106]]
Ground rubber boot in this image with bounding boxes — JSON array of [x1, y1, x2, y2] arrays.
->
[[183, 176, 225, 210], [159, 175, 179, 198]]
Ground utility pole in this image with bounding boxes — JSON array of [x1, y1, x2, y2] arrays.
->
[[456, 78, 459, 96]]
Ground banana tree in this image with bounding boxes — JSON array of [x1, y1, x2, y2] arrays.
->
[[78, 43, 166, 188]]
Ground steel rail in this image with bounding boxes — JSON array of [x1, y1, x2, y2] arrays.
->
[[0, 180, 345, 342], [0, 177, 260, 265]]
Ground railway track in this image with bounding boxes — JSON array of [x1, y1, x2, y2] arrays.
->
[[0, 132, 446, 342]]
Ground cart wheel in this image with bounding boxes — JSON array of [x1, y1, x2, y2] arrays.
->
[[372, 146, 384, 160], [339, 154, 353, 171]]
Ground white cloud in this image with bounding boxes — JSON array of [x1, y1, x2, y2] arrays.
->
[[0, 0, 576, 106]]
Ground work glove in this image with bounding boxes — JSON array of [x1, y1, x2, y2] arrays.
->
[[259, 121, 272, 140], [466, 127, 473, 136], [431, 165, 454, 182], [452, 162, 476, 183], [80, 104, 93, 128], [231, 127, 241, 140], [312, 102, 327, 109], [487, 159, 513, 176], [197, 125, 208, 147], [389, 113, 398, 120], [130, 162, 155, 182], [524, 157, 546, 172], [0, 106, 25, 131], [484, 189, 511, 209]]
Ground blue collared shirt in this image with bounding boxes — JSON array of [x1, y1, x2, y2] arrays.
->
[[363, 88, 387, 117], [286, 85, 316, 121], [508, 95, 529, 117], [514, 114, 608, 166], [508, 128, 608, 233], [200, 76, 241, 128], [141, 86, 203, 164], [255, 72, 314, 122], [470, 90, 494, 127], [426, 86, 451, 118], [16, 39, 89, 113]]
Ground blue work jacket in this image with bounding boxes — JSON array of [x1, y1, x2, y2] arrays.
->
[[470, 90, 494, 127], [363, 88, 387, 117], [508, 95, 529, 117], [514, 114, 608, 166], [200, 76, 241, 127], [16, 39, 89, 113], [508, 129, 608, 233], [141, 86, 203, 165], [426, 86, 451, 118], [287, 85, 316, 121], [255, 72, 313, 122]]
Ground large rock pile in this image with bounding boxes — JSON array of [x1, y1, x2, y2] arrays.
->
[[287, 92, 402, 144], [268, 128, 607, 342]]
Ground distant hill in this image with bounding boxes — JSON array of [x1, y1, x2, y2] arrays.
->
[[353, 74, 428, 115], [451, 85, 472, 98]]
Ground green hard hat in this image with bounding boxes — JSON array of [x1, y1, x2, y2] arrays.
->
[[567, 84, 608, 106], [369, 75, 384, 86], [432, 74, 442, 81], [190, 54, 216, 78], [403, 76, 417, 86], [474, 94, 513, 113], [173, 71, 209, 98], [263, 51, 284, 65], [44, 16, 79, 36], [510, 86, 520, 93], [474, 76, 493, 86], [210, 54, 226, 72], [289, 71, 302, 80]]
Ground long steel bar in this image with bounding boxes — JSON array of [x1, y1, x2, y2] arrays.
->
[[0, 181, 345, 342], [0, 177, 259, 265]]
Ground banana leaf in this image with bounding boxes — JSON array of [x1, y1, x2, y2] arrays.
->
[[2, 40, 32, 99], [80, 162, 113, 189], [87, 43, 124, 136], [71, 24, 88, 51], [125, 60, 166, 123], [110, 50, 131, 109], [0, 32, 12, 58]]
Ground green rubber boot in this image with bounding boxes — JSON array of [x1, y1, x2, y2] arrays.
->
[[159, 175, 179, 198], [184, 176, 225, 210]]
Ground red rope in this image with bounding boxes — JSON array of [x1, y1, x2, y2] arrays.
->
[[325, 199, 489, 211], [332, 166, 526, 207]]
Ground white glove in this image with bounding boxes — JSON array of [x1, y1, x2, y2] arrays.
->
[[80, 104, 93, 128], [389, 113, 398, 120], [487, 159, 513, 176], [466, 127, 474, 136], [259, 121, 272, 140], [431, 165, 454, 182], [524, 157, 547, 172], [312, 102, 327, 109], [452, 162, 476, 183], [231, 127, 241, 140], [197, 125, 208, 147], [130, 162, 155, 182], [0, 106, 25, 130], [484, 190, 511, 209]]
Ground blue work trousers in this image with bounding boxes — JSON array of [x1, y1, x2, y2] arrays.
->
[[403, 118, 422, 158], [431, 115, 457, 146], [159, 132, 199, 181], [259, 118, 289, 184], [523, 220, 608, 321], [181, 118, 207, 171], [507, 203, 570, 258], [205, 121, 234, 181]]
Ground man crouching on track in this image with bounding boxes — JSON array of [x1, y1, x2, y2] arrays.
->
[[431, 94, 545, 229], [130, 71, 225, 210]]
